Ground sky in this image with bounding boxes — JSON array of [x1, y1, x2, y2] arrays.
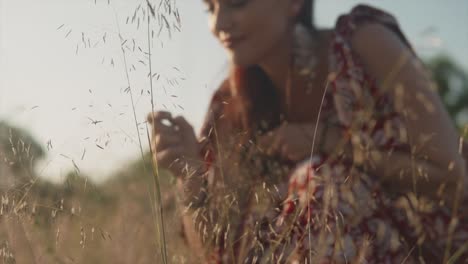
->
[[1, 0, 467, 182]]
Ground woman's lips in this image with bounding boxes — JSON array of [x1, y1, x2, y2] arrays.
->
[[221, 36, 246, 49]]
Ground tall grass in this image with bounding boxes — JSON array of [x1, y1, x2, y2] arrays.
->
[[1, 1, 467, 263]]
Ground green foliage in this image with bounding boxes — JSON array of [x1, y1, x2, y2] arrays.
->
[[0, 121, 45, 174], [426, 54, 468, 130]]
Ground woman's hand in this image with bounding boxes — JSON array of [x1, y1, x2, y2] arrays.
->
[[147, 111, 200, 177], [257, 122, 318, 162]]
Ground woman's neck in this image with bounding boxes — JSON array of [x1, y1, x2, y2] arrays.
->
[[258, 27, 321, 115], [258, 32, 293, 100]]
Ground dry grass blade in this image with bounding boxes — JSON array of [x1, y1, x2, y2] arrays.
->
[[112, 8, 168, 263], [146, 0, 156, 18], [145, 2, 169, 262], [305, 78, 331, 262]]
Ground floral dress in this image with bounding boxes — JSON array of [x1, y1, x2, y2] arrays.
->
[[192, 5, 468, 263]]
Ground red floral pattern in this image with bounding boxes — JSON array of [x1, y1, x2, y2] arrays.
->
[[199, 5, 468, 263], [278, 5, 468, 263]]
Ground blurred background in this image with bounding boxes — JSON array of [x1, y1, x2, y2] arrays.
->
[[0, 0, 467, 263]]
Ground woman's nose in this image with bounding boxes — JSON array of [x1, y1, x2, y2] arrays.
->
[[213, 7, 234, 34]]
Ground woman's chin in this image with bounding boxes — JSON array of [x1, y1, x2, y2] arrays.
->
[[228, 52, 256, 67]]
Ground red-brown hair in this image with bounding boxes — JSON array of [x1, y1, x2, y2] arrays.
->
[[227, 0, 315, 137]]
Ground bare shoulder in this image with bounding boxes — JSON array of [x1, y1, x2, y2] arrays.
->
[[350, 23, 415, 83], [350, 23, 464, 174], [351, 22, 406, 49]]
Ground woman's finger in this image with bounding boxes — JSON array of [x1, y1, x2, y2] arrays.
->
[[152, 114, 177, 132], [154, 134, 180, 152], [152, 122, 175, 137], [147, 111, 174, 133], [172, 116, 196, 139], [147, 111, 172, 124], [156, 146, 184, 168]]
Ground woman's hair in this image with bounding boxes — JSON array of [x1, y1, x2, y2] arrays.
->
[[298, 0, 315, 30], [226, 0, 315, 138]]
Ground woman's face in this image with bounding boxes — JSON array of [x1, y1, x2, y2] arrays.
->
[[204, 0, 303, 66]]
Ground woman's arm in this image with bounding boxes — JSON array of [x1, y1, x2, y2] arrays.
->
[[175, 81, 242, 258], [349, 23, 466, 202], [371, 149, 465, 203]]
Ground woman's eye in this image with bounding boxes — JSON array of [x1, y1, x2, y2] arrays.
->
[[203, 1, 215, 13], [203, 0, 247, 13]]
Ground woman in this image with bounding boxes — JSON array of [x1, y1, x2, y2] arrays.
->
[[148, 1, 468, 263]]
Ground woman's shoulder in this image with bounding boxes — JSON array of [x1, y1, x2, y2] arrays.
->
[[332, 4, 412, 50], [327, 5, 418, 125], [328, 4, 415, 76], [335, 4, 399, 32]]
